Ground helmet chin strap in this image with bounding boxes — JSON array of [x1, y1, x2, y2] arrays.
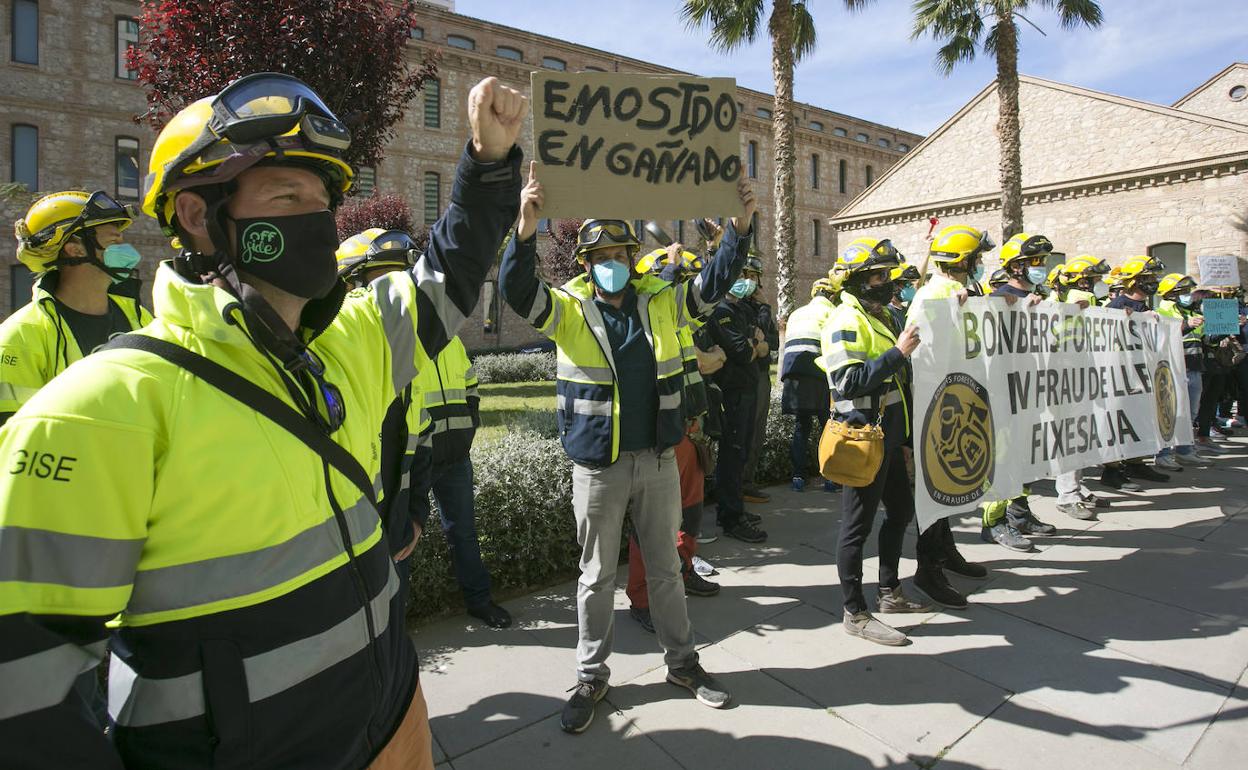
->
[[53, 232, 135, 282]]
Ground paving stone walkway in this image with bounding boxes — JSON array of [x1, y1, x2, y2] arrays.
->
[[412, 438, 1248, 769]]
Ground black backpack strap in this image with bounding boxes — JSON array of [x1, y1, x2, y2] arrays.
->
[[105, 334, 377, 508]]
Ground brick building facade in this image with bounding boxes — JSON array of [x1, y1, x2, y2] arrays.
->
[[1, 0, 920, 348]]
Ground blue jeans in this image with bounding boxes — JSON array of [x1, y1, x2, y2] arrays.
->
[[412, 456, 493, 607]]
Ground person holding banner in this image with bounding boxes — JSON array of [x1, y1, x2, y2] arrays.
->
[[500, 165, 758, 732], [823, 237, 935, 646], [906, 226, 993, 606], [1155, 273, 1212, 468], [781, 276, 840, 491], [1104, 256, 1176, 484]]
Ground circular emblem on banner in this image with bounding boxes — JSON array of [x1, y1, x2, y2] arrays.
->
[[1154, 359, 1178, 442], [921, 372, 995, 507]]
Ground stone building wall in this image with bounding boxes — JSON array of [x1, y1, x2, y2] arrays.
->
[[0, 0, 920, 347], [1173, 63, 1248, 125]]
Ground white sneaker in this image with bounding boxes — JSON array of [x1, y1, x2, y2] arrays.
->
[[691, 555, 717, 577], [695, 533, 719, 545], [1174, 452, 1211, 466], [1194, 439, 1228, 454], [1154, 455, 1182, 471]]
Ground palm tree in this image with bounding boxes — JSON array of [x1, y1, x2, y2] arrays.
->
[[682, 0, 872, 322], [912, 0, 1103, 239]]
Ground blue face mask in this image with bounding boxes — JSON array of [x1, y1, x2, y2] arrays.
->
[[1026, 266, 1048, 286], [102, 243, 141, 283], [899, 284, 916, 303], [729, 277, 757, 298], [590, 259, 631, 294], [970, 264, 984, 282], [1178, 294, 1193, 307]]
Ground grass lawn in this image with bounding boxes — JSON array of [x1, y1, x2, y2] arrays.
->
[[476, 380, 557, 444]]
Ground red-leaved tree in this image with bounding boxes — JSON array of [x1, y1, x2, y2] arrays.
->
[[335, 193, 429, 251], [541, 219, 584, 287], [128, 0, 439, 169]]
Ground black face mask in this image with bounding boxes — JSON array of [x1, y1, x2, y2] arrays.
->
[[858, 281, 896, 306], [231, 210, 341, 299]]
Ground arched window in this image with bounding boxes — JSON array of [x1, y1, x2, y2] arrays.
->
[[495, 46, 523, 61], [1148, 242, 1187, 277], [446, 34, 475, 51]]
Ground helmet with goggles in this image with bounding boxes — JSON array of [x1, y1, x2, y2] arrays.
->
[[574, 219, 640, 262], [635, 247, 703, 276], [835, 237, 903, 276], [15, 190, 135, 273], [335, 228, 417, 283], [1115, 255, 1166, 286], [1060, 255, 1111, 285], [143, 72, 354, 237], [988, 268, 1010, 290], [998, 233, 1053, 269], [929, 225, 994, 266], [1158, 273, 1197, 298], [744, 252, 764, 275], [889, 263, 920, 283]]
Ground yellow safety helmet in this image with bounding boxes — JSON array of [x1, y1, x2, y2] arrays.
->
[[143, 73, 354, 237], [811, 276, 837, 298], [988, 268, 1010, 289], [1115, 255, 1166, 285], [1158, 273, 1197, 298], [889, 263, 920, 283], [574, 219, 640, 261], [998, 233, 1053, 269], [929, 224, 994, 266], [1060, 254, 1111, 285], [1046, 264, 1065, 286], [835, 237, 903, 276], [14, 190, 135, 273], [635, 246, 703, 275], [335, 228, 417, 283]]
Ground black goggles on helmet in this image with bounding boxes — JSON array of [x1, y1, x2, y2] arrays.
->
[[28, 191, 134, 247], [1016, 235, 1053, 261], [861, 239, 903, 271], [366, 230, 417, 262], [895, 265, 920, 282], [576, 219, 638, 255], [165, 73, 352, 193]]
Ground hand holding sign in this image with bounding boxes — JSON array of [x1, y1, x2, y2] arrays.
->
[[732, 179, 756, 236], [517, 161, 544, 241], [470, 77, 528, 163]]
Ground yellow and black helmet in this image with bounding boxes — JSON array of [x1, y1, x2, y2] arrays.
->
[[14, 190, 135, 273], [1060, 255, 1111, 285], [889, 262, 920, 283], [811, 276, 837, 298], [335, 228, 416, 283], [635, 246, 703, 276], [1158, 273, 1197, 298], [574, 219, 641, 261], [835, 237, 903, 276], [143, 73, 354, 236], [998, 233, 1053, 269], [929, 225, 994, 266], [1115, 255, 1166, 285], [987, 268, 1010, 290]]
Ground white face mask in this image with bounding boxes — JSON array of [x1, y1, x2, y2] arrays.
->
[[1093, 282, 1110, 299]]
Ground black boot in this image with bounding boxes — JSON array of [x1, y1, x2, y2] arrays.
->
[[940, 524, 988, 579], [914, 567, 968, 610]]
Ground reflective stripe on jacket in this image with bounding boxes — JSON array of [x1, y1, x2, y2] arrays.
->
[[0, 143, 520, 769], [408, 336, 479, 464], [0, 272, 151, 419], [500, 224, 751, 466]]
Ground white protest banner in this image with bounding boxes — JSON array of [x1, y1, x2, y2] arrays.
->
[[530, 71, 741, 219], [1197, 255, 1241, 287], [909, 298, 1193, 531]]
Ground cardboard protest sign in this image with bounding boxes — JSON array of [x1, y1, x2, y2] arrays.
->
[[530, 72, 741, 220], [1197, 255, 1241, 287], [1201, 298, 1242, 335], [909, 298, 1192, 531]]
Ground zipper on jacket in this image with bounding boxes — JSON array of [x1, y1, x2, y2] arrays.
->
[[321, 460, 383, 751]]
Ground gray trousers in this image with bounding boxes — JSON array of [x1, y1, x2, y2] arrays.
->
[[572, 448, 696, 682], [742, 371, 772, 486], [1055, 469, 1090, 505]]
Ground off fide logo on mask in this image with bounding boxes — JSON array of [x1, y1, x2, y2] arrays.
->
[[920, 372, 995, 507], [240, 222, 286, 264]]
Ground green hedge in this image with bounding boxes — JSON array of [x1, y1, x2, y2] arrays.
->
[[471, 351, 556, 384], [406, 386, 822, 619]]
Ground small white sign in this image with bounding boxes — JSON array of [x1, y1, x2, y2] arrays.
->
[[1197, 254, 1241, 287]]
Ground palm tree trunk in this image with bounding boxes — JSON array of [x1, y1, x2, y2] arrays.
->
[[769, 0, 797, 321], [994, 13, 1024, 239]]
